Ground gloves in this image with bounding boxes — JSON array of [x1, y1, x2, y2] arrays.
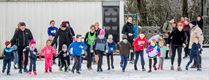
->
[[91, 50, 94, 53], [106, 50, 108, 53], [157, 52, 161, 57]]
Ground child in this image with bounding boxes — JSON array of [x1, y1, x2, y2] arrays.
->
[[158, 37, 168, 70], [2, 41, 14, 75], [133, 33, 149, 71], [40, 39, 56, 73], [91, 29, 106, 72], [118, 35, 132, 72], [57, 44, 70, 72], [186, 38, 201, 71], [23, 40, 38, 75], [106, 34, 116, 70], [68, 35, 87, 74], [146, 39, 161, 73]]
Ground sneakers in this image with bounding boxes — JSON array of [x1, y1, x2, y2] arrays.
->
[[170, 66, 174, 70], [112, 66, 114, 69], [33, 71, 37, 75], [134, 65, 138, 71], [2, 70, 5, 73], [24, 69, 28, 72], [107, 68, 110, 70], [49, 69, 52, 72], [28, 72, 32, 75], [7, 73, 11, 75], [190, 65, 196, 68], [142, 68, 146, 71], [185, 67, 188, 70], [154, 66, 157, 71], [148, 70, 152, 73], [183, 56, 188, 59], [19, 70, 23, 74], [197, 68, 202, 71], [177, 67, 182, 71], [76, 71, 81, 74]]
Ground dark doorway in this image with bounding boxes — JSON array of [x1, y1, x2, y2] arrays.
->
[[103, 6, 120, 42]]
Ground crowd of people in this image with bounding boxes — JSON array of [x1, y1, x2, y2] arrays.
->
[[1, 15, 204, 76]]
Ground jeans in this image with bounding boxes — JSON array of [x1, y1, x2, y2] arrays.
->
[[29, 58, 36, 72], [120, 54, 128, 71], [186, 54, 200, 69], [134, 50, 145, 69], [72, 56, 81, 72], [106, 52, 114, 68], [2, 59, 12, 74]]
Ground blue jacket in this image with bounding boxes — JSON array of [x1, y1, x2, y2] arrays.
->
[[3, 48, 14, 60], [48, 26, 58, 36], [68, 41, 87, 57], [191, 43, 200, 56], [106, 41, 116, 54], [133, 24, 138, 39]]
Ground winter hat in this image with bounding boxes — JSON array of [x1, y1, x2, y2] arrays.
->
[[5, 41, 11, 47], [62, 44, 67, 49], [61, 21, 67, 27], [29, 39, 36, 45], [99, 29, 106, 36], [122, 35, 127, 39]]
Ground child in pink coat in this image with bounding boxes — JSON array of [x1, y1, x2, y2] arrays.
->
[[40, 39, 56, 73]]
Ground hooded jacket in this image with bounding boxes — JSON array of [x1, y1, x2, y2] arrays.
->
[[40, 46, 56, 59], [133, 36, 149, 52], [189, 25, 204, 49]]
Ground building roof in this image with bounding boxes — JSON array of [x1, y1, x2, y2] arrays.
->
[[0, 0, 123, 2]]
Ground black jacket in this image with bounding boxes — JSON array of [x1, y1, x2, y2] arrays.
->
[[11, 28, 33, 47], [52, 28, 73, 46], [168, 29, 186, 46], [122, 22, 134, 43]]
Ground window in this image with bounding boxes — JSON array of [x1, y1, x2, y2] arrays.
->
[[208, 8, 209, 16]]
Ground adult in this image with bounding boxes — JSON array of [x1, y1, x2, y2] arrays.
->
[[65, 21, 75, 38], [84, 25, 97, 70], [196, 15, 203, 30], [162, 18, 175, 59], [183, 18, 191, 59], [51, 21, 74, 52], [189, 21, 204, 68], [47, 20, 58, 64], [11, 22, 33, 73], [122, 17, 134, 62], [168, 22, 186, 71], [95, 22, 102, 36]]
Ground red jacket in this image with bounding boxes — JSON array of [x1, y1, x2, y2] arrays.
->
[[133, 36, 149, 52]]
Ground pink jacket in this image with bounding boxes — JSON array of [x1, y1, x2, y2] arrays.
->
[[40, 46, 56, 59]]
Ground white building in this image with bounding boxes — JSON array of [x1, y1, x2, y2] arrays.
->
[[0, 0, 125, 56]]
